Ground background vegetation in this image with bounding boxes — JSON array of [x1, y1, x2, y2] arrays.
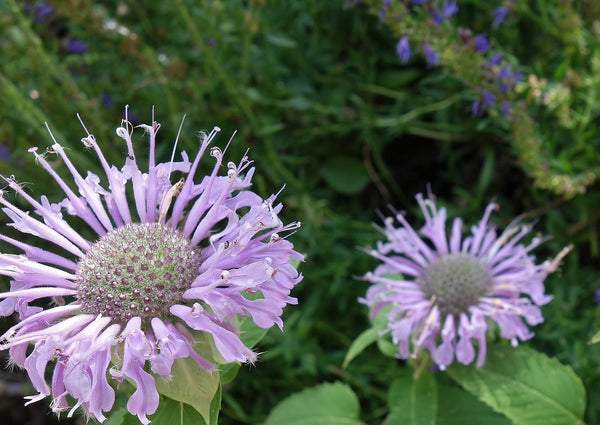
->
[[1, 0, 600, 423]]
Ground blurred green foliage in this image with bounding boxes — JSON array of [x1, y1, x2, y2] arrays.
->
[[1, 0, 600, 424]]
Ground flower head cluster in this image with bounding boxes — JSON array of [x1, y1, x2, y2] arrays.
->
[[0, 110, 303, 423], [361, 194, 569, 370]]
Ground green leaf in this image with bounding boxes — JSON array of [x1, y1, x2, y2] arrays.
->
[[387, 373, 437, 425], [265, 33, 297, 48], [264, 382, 361, 425], [103, 383, 133, 425], [588, 329, 600, 344], [103, 406, 128, 425], [436, 384, 511, 425], [319, 156, 369, 195], [208, 385, 222, 425], [447, 344, 586, 425], [343, 327, 379, 368], [123, 396, 207, 425], [154, 355, 220, 424], [219, 361, 241, 384], [235, 314, 269, 348], [376, 335, 400, 358]]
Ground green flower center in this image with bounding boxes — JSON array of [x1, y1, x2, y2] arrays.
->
[[419, 253, 492, 316], [76, 222, 201, 324]]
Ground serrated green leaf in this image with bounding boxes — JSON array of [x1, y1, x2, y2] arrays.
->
[[264, 382, 361, 425], [319, 156, 369, 195], [387, 373, 437, 425], [343, 327, 379, 368], [155, 355, 220, 424], [447, 344, 586, 425], [436, 384, 511, 425]]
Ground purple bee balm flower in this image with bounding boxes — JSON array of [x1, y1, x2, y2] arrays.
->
[[396, 36, 411, 64], [473, 34, 489, 52], [0, 109, 303, 423], [361, 194, 569, 370], [423, 44, 439, 67]]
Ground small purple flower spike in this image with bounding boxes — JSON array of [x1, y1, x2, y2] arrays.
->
[[0, 108, 303, 423], [423, 44, 439, 67], [396, 36, 411, 64], [473, 34, 489, 52], [361, 193, 570, 370], [493, 6, 508, 27], [64, 38, 88, 54], [442, 0, 459, 18]]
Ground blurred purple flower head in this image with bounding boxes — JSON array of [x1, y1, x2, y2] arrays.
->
[[493, 5, 509, 27], [361, 194, 568, 369], [432, 0, 459, 25], [500, 101, 511, 115], [513, 70, 523, 82], [595, 288, 600, 305], [489, 51, 502, 66], [100, 93, 113, 107], [33, 1, 53, 23], [396, 36, 411, 64], [0, 110, 303, 423], [0, 145, 9, 161], [471, 88, 498, 115], [23, 1, 53, 24], [482, 89, 495, 107], [473, 34, 489, 52], [64, 38, 88, 54], [471, 99, 482, 116], [496, 65, 512, 79], [423, 44, 439, 67], [442, 0, 459, 18]]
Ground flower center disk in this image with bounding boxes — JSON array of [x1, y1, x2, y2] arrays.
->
[[76, 222, 200, 324], [420, 253, 492, 316]]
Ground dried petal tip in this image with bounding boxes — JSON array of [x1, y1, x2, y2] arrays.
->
[[362, 193, 565, 369]]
